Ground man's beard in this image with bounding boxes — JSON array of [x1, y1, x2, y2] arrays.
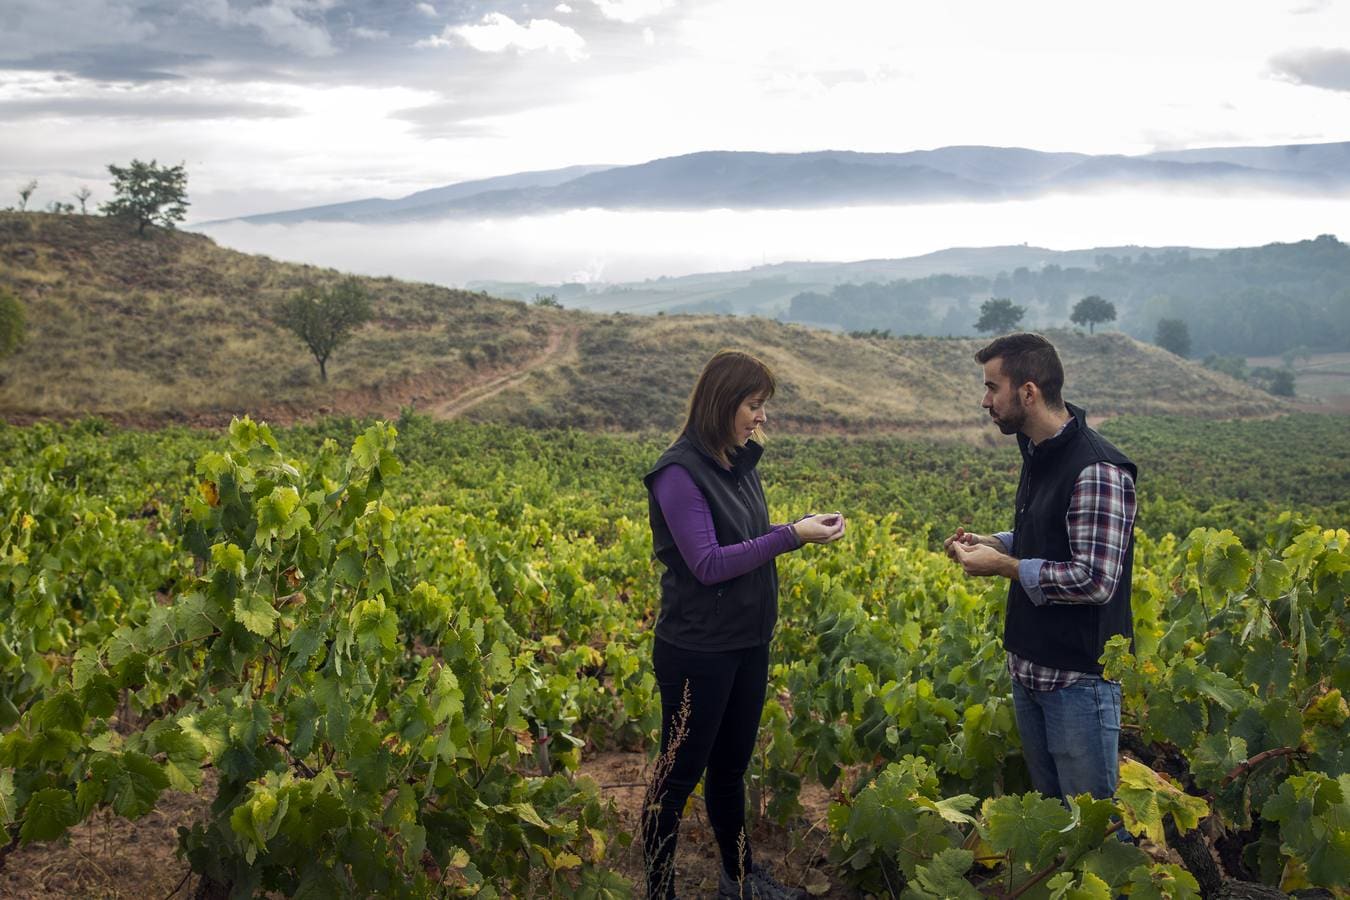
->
[[993, 394, 1025, 435]]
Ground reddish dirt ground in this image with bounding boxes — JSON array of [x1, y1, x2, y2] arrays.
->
[[578, 750, 846, 898], [1, 754, 853, 898], [0, 774, 212, 899]]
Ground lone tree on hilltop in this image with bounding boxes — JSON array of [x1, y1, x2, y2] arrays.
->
[[17, 180, 37, 211], [100, 159, 189, 235], [974, 297, 1026, 334], [1070, 295, 1116, 334], [275, 279, 373, 383], [1154, 318, 1191, 357], [0, 289, 26, 361], [74, 186, 92, 214]]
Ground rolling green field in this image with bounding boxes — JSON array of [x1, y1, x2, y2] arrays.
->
[[0, 414, 1346, 897]]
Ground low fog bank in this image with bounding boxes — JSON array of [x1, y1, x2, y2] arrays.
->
[[197, 191, 1349, 290]]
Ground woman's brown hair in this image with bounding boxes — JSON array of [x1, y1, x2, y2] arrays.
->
[[680, 349, 776, 468]]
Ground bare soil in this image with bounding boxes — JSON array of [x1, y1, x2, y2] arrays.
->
[[578, 750, 850, 898], [0, 756, 855, 899], [0, 773, 213, 899]]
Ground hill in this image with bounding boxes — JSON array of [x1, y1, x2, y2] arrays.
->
[[786, 235, 1350, 357], [469, 244, 1223, 317], [207, 142, 1350, 225], [0, 212, 1289, 433]]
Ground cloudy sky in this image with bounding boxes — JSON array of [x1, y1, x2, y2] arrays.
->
[[2, 0, 1349, 223]]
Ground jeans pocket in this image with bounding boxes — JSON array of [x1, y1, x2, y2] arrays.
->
[[1094, 679, 1122, 732]]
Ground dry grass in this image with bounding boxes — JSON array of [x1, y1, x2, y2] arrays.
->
[[0, 212, 1290, 431]]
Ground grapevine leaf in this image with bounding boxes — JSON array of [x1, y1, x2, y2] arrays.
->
[[180, 706, 230, 759], [332, 547, 365, 586], [1264, 773, 1350, 888], [72, 647, 103, 690], [317, 676, 351, 753], [916, 794, 979, 826], [1116, 759, 1210, 846], [1259, 697, 1304, 749], [1254, 558, 1291, 601], [1304, 689, 1349, 729], [353, 599, 398, 654], [103, 751, 170, 818], [1189, 734, 1248, 792], [912, 848, 980, 899], [80, 671, 119, 719], [1201, 532, 1251, 598], [286, 621, 325, 671], [549, 850, 582, 870], [1047, 870, 1113, 900], [210, 542, 247, 581], [1060, 794, 1120, 864], [287, 695, 320, 756], [32, 692, 85, 732], [981, 792, 1072, 869], [399, 821, 426, 866], [0, 770, 15, 826], [1128, 863, 1201, 900], [20, 788, 78, 844], [173, 591, 220, 641], [147, 722, 207, 792], [234, 593, 280, 637], [256, 486, 310, 544]]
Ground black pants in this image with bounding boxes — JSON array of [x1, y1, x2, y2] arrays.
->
[[642, 637, 769, 899]]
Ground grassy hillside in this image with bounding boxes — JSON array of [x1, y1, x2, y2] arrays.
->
[[0, 213, 556, 422], [0, 212, 1289, 433]]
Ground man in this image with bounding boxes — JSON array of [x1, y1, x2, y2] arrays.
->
[[946, 332, 1136, 802]]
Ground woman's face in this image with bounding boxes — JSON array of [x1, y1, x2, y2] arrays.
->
[[733, 393, 769, 446]]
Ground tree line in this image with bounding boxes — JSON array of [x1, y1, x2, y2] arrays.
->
[[788, 235, 1350, 359]]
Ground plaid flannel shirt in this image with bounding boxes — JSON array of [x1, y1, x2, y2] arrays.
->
[[998, 441, 1137, 691]]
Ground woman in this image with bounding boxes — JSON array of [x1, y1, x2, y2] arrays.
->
[[641, 349, 845, 900]]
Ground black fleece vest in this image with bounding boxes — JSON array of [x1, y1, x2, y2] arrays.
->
[[1004, 404, 1137, 674], [643, 435, 778, 651]]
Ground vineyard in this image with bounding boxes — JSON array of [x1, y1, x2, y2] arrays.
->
[[0, 414, 1346, 898]]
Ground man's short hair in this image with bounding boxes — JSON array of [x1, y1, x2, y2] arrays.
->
[[975, 333, 1065, 408]]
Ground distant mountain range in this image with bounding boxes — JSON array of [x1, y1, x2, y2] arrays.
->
[[204, 142, 1350, 226]]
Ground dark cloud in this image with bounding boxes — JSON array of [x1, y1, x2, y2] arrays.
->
[[0, 0, 680, 145], [1270, 47, 1350, 92], [0, 1, 497, 82], [0, 95, 302, 121], [0, 48, 207, 82]]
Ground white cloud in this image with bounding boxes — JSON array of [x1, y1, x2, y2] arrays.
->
[[419, 13, 587, 61], [555, 3, 574, 12], [415, 2, 436, 16], [590, 0, 674, 23], [642, 26, 655, 46]]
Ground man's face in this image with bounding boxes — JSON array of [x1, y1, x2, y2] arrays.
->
[[982, 358, 1026, 435]]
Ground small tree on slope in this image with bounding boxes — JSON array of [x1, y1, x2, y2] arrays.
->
[[275, 279, 374, 383]]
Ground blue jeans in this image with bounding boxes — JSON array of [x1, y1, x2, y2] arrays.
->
[[1012, 676, 1121, 800]]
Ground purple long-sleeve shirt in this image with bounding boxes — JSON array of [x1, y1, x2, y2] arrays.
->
[[651, 463, 800, 585]]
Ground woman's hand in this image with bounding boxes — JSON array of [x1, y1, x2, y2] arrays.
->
[[793, 513, 846, 545]]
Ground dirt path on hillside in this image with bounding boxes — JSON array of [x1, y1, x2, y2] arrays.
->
[[429, 324, 579, 420]]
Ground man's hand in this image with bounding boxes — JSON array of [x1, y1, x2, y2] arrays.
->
[[943, 527, 1001, 561], [951, 540, 1020, 579]]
